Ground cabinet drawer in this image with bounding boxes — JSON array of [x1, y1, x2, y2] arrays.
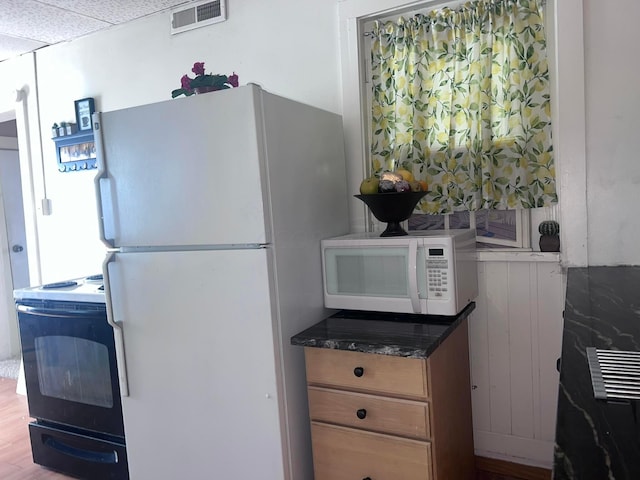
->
[[308, 386, 430, 440], [304, 347, 428, 399], [311, 422, 432, 480]]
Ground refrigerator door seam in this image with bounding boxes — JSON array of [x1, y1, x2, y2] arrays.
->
[[115, 244, 269, 253]]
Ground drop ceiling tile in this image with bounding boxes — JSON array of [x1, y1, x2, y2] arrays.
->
[[0, 0, 194, 62], [0, 0, 109, 44], [0, 33, 47, 62], [37, 0, 191, 24]]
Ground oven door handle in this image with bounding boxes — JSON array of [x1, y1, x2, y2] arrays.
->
[[103, 252, 129, 397], [16, 304, 107, 317], [43, 434, 119, 464]]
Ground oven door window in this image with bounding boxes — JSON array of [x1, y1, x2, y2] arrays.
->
[[17, 301, 125, 438], [35, 335, 113, 408]]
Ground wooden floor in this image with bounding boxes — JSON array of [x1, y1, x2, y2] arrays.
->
[[0, 375, 551, 480], [0, 377, 71, 479], [476, 456, 552, 480]]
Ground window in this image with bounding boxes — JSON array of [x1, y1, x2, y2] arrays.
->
[[408, 209, 530, 248], [342, 0, 559, 250]]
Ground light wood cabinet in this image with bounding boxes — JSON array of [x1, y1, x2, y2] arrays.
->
[[308, 388, 430, 439], [311, 422, 432, 480], [303, 318, 474, 480]]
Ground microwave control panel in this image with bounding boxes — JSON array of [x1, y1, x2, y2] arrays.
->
[[425, 247, 450, 299]]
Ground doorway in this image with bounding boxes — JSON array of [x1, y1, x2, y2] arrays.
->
[[0, 117, 30, 360]]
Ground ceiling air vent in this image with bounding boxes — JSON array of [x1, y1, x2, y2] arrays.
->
[[171, 0, 227, 35]]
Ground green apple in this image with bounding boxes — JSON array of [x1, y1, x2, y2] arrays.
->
[[359, 176, 380, 194]]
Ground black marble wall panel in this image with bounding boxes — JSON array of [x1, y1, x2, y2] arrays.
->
[[554, 266, 640, 479]]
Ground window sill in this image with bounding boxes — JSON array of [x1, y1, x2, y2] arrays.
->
[[476, 248, 561, 263]]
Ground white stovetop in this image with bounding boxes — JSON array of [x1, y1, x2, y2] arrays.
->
[[13, 275, 106, 304]]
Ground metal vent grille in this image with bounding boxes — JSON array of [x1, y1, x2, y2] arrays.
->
[[586, 347, 640, 401], [173, 8, 196, 29], [171, 0, 227, 35], [198, 1, 221, 21]]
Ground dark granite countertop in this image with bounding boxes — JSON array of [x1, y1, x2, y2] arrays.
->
[[554, 266, 640, 479], [290, 302, 475, 359]]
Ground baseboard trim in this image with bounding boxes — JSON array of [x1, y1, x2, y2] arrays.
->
[[476, 456, 552, 480], [473, 430, 554, 467]]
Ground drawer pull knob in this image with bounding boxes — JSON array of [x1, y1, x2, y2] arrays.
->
[[353, 367, 364, 377], [363, 477, 372, 480], [356, 408, 367, 419]]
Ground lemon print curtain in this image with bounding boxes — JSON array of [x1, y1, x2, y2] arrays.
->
[[370, 0, 556, 214]]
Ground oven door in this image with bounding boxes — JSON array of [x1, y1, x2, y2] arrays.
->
[[17, 300, 124, 438]]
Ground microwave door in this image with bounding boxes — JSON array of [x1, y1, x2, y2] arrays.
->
[[322, 236, 424, 314]]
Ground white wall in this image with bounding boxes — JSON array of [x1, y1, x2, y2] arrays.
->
[[29, 0, 343, 282], [0, 54, 44, 285], [583, 0, 640, 265], [7, 0, 638, 281], [550, 0, 588, 267]]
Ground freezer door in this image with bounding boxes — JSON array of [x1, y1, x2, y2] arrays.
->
[[94, 85, 269, 248], [106, 249, 286, 479]]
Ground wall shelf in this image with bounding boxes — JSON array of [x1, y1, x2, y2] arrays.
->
[[53, 130, 96, 172]]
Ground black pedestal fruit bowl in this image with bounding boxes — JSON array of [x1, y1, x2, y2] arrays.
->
[[355, 191, 427, 237]]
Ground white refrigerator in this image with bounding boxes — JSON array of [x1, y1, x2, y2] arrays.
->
[[92, 84, 349, 480]]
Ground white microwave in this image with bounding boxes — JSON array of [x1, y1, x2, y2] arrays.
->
[[321, 229, 478, 316]]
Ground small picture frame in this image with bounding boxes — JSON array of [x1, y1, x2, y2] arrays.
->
[[74, 97, 95, 131]]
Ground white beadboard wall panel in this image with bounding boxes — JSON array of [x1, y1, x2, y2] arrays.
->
[[507, 262, 535, 440], [484, 262, 512, 435], [468, 307, 490, 433], [470, 259, 565, 468]]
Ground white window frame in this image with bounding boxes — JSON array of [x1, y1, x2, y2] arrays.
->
[[338, 0, 569, 253], [408, 210, 531, 248]]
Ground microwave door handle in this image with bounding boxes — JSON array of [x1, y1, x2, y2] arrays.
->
[[408, 239, 421, 313], [103, 252, 129, 397]]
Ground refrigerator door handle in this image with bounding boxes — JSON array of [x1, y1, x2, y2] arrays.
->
[[92, 112, 115, 249], [103, 251, 129, 397]]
